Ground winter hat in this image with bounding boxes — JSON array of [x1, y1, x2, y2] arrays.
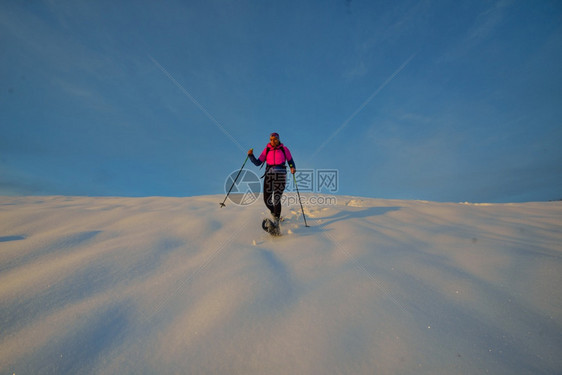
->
[[270, 132, 280, 139]]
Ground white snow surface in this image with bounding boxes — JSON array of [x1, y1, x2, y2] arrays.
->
[[1, 194, 561, 374]]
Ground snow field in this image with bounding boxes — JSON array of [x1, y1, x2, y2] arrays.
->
[[1, 195, 561, 374]]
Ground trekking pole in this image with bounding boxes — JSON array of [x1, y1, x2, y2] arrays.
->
[[292, 173, 310, 227], [220, 152, 251, 208]]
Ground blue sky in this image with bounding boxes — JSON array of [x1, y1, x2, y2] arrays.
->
[[1, 0, 561, 202]]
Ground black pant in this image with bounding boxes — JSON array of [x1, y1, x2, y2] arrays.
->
[[263, 171, 286, 219]]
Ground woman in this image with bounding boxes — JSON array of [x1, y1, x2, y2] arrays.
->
[[248, 132, 296, 227]]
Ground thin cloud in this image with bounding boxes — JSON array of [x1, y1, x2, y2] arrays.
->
[[149, 55, 246, 153], [440, 0, 513, 62], [309, 53, 416, 161], [343, 60, 368, 81], [467, 0, 512, 42]]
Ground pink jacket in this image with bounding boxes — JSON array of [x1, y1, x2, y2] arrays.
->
[[250, 143, 295, 170], [259, 143, 293, 166]]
